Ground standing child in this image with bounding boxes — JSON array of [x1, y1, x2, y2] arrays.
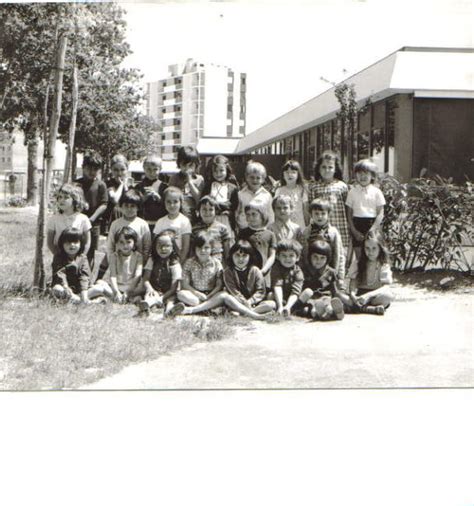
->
[[346, 159, 386, 258], [296, 239, 345, 321], [95, 226, 143, 303], [103, 154, 129, 235], [269, 194, 303, 244], [153, 187, 192, 263], [134, 155, 168, 233], [237, 201, 277, 288], [274, 160, 308, 229], [47, 184, 91, 257], [235, 160, 274, 231], [309, 150, 350, 254], [51, 227, 104, 304], [346, 230, 394, 315], [167, 145, 204, 224], [302, 198, 345, 288], [270, 239, 305, 317], [201, 154, 239, 233], [75, 152, 109, 269], [192, 196, 231, 265], [138, 230, 182, 316]]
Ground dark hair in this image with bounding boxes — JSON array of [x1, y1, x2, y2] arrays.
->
[[280, 160, 306, 187], [114, 226, 138, 250], [193, 230, 213, 253], [119, 189, 142, 208], [199, 195, 217, 209], [177, 145, 200, 169], [357, 229, 390, 282], [57, 227, 86, 256], [151, 229, 179, 263], [208, 154, 233, 182], [276, 238, 302, 257], [227, 239, 262, 269], [308, 239, 332, 262], [354, 158, 378, 183], [82, 151, 103, 171], [309, 197, 331, 213], [314, 150, 343, 181]]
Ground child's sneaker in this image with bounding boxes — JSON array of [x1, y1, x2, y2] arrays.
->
[[360, 305, 385, 315], [138, 300, 150, 316], [165, 302, 186, 318], [330, 298, 345, 320]]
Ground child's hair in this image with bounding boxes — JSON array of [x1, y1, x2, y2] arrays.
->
[[151, 229, 179, 263], [276, 238, 302, 257], [199, 195, 217, 210], [177, 145, 200, 169], [57, 183, 87, 213], [309, 197, 331, 213], [111, 153, 128, 170], [245, 160, 267, 179], [163, 186, 183, 211], [354, 158, 378, 182], [193, 230, 213, 249], [57, 227, 86, 256], [143, 155, 162, 168], [272, 194, 294, 211], [227, 239, 261, 269], [114, 226, 138, 250], [207, 154, 233, 181], [119, 189, 142, 208], [245, 200, 269, 226], [82, 151, 103, 171], [314, 150, 343, 181], [280, 160, 305, 186], [308, 239, 332, 262]]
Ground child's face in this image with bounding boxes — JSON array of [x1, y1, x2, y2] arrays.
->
[[310, 252, 328, 270], [246, 208, 264, 229], [196, 241, 212, 263], [319, 159, 336, 181], [57, 192, 74, 212], [180, 161, 196, 174], [116, 235, 135, 256], [83, 165, 100, 180], [246, 171, 264, 191], [311, 209, 329, 227], [283, 167, 299, 185], [278, 249, 299, 269], [120, 202, 138, 220], [275, 201, 292, 222], [156, 235, 173, 258], [364, 238, 380, 261], [232, 249, 250, 270], [165, 193, 181, 216], [212, 163, 227, 182], [200, 202, 216, 224], [112, 163, 127, 180], [355, 169, 372, 187], [143, 161, 160, 180], [63, 240, 81, 258]]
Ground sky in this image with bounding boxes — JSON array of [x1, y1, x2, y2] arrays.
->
[[121, 0, 473, 134]]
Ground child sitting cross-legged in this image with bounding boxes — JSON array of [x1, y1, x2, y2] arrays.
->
[[269, 239, 305, 317], [295, 239, 345, 321], [138, 230, 183, 317]]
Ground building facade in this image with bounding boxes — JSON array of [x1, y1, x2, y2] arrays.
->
[[235, 47, 474, 182], [146, 59, 247, 162]]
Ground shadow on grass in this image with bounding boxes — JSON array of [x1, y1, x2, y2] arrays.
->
[[393, 269, 473, 293]]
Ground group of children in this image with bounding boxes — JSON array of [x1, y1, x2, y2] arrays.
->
[[47, 146, 394, 321]]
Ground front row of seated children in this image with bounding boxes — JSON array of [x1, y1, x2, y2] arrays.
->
[[51, 218, 394, 321]]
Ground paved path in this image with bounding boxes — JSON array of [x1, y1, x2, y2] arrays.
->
[[86, 286, 473, 389]]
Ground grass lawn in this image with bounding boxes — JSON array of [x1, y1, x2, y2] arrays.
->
[[0, 207, 250, 390]]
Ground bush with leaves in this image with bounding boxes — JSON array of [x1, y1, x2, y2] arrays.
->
[[380, 175, 473, 272]]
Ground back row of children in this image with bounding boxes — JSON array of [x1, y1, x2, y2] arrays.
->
[[47, 146, 393, 319]]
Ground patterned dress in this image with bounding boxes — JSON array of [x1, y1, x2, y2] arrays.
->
[[309, 179, 350, 250]]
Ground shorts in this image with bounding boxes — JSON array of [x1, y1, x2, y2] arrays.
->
[[352, 217, 375, 245]]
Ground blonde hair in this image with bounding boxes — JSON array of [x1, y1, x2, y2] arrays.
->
[[245, 160, 267, 179], [57, 184, 87, 213]]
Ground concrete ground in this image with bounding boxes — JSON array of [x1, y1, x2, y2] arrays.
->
[[86, 283, 473, 390]]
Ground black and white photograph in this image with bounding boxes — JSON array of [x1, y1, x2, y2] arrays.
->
[[0, 0, 472, 504]]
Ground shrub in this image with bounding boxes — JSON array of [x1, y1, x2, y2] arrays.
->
[[380, 175, 473, 272], [6, 196, 28, 207]]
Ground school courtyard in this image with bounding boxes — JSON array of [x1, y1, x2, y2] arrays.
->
[[87, 279, 473, 390]]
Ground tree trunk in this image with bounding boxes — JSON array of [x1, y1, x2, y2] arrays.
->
[[71, 145, 77, 181], [26, 130, 40, 205], [63, 61, 78, 183]]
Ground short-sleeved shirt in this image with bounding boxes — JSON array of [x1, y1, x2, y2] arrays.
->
[[153, 213, 192, 251], [235, 186, 274, 230], [145, 256, 182, 293], [192, 220, 231, 257], [270, 261, 304, 301], [107, 216, 152, 261], [52, 253, 91, 293], [47, 212, 92, 246], [348, 260, 393, 290], [269, 220, 303, 244], [346, 184, 386, 218], [75, 177, 108, 223], [182, 256, 223, 293], [105, 251, 143, 291]]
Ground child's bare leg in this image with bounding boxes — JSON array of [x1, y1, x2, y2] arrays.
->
[[182, 292, 227, 314], [177, 290, 201, 306], [87, 282, 112, 300], [253, 300, 276, 314], [220, 293, 269, 320], [299, 288, 314, 304], [365, 288, 394, 308]]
